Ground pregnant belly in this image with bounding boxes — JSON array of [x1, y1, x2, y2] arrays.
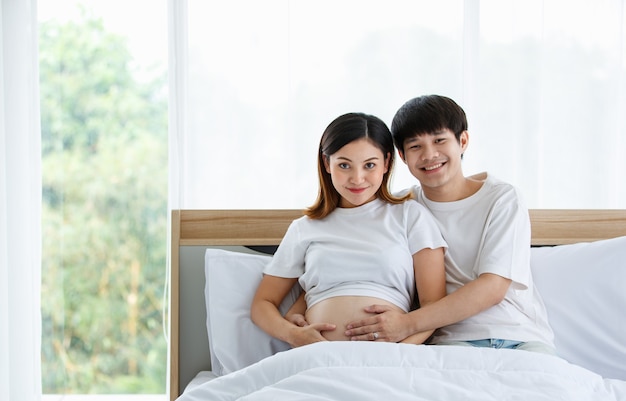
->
[[305, 296, 403, 341]]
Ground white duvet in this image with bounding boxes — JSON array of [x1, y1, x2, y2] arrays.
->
[[177, 342, 626, 401]]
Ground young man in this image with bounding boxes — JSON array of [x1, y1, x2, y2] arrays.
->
[[344, 95, 555, 354]]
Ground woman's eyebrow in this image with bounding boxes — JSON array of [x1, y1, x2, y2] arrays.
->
[[335, 156, 380, 162]]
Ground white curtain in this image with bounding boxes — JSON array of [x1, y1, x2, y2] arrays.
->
[[171, 0, 626, 210], [0, 1, 42, 401]]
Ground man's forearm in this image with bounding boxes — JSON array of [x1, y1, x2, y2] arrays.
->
[[408, 273, 511, 333]]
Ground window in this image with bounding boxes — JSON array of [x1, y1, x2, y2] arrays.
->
[[39, 1, 168, 397]]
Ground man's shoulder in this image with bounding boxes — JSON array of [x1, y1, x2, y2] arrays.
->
[[395, 174, 521, 208], [394, 185, 419, 197], [477, 175, 529, 226], [393, 185, 423, 205], [386, 192, 430, 215], [467, 171, 488, 182], [481, 174, 522, 201], [471, 172, 511, 187]]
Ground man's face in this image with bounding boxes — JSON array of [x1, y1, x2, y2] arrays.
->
[[400, 128, 468, 195]]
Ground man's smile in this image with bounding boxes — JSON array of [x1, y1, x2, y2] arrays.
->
[[423, 162, 445, 172]]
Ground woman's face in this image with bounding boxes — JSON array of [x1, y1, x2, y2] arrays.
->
[[324, 138, 389, 208]]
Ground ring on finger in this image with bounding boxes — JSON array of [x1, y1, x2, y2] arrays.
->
[[372, 332, 379, 340]]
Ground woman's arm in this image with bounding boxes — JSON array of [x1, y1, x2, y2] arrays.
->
[[401, 246, 446, 344], [251, 275, 334, 347], [284, 292, 308, 327]]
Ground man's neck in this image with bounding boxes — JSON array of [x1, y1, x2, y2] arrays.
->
[[422, 173, 485, 202]]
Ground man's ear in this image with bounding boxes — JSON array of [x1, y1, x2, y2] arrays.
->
[[398, 149, 407, 163], [460, 130, 469, 153]]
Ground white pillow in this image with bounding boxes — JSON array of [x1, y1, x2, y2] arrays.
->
[[204, 248, 302, 376], [531, 236, 626, 380]]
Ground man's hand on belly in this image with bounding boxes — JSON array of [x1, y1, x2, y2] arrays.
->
[[344, 304, 411, 343]]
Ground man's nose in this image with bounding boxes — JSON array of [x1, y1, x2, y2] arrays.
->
[[421, 146, 439, 160]]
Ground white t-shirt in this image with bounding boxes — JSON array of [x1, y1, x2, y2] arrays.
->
[[410, 174, 555, 345], [264, 198, 447, 312]]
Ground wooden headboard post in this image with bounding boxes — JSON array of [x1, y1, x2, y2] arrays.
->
[[169, 210, 181, 400], [168, 208, 626, 400]]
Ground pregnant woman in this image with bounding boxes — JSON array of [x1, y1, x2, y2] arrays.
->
[[251, 112, 447, 346]]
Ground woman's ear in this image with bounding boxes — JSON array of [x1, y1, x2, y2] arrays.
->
[[384, 152, 390, 173], [323, 155, 331, 174]]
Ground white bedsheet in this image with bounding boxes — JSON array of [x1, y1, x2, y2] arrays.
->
[[177, 342, 626, 401], [184, 371, 218, 393]]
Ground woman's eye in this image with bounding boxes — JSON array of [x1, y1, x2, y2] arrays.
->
[[365, 162, 376, 169], [338, 163, 349, 169]]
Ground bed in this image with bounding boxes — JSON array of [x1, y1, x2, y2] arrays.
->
[[169, 209, 626, 401]]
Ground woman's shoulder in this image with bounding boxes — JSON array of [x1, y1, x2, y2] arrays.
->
[[283, 214, 315, 236]]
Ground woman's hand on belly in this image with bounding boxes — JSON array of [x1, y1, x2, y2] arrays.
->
[[286, 312, 308, 327], [287, 322, 338, 348], [305, 296, 404, 341]]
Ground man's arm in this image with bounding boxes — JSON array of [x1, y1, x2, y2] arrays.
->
[[399, 247, 447, 344], [345, 273, 511, 341]]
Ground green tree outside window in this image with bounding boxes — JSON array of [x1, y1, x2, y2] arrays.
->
[[40, 12, 168, 394]]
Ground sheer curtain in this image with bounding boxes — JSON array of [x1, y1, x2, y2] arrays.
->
[[0, 1, 42, 401], [171, 0, 625, 210]]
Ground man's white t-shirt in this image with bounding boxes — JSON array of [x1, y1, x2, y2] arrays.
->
[[264, 199, 447, 312], [411, 174, 555, 346]]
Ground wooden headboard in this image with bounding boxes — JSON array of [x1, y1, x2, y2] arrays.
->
[[168, 209, 626, 400]]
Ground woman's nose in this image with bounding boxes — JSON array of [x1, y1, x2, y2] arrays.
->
[[350, 169, 365, 183]]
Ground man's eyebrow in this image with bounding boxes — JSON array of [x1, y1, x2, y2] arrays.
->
[[406, 130, 447, 141]]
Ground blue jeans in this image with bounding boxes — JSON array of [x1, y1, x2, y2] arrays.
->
[[438, 339, 556, 355]]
